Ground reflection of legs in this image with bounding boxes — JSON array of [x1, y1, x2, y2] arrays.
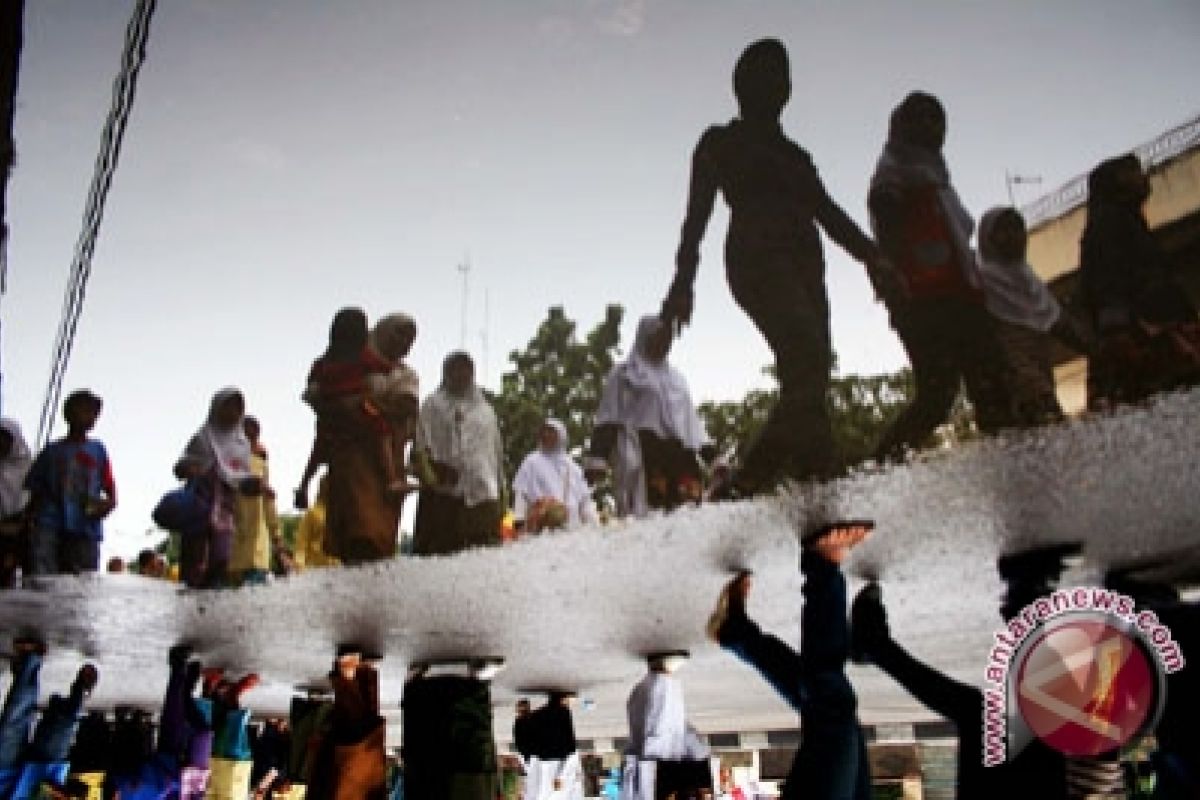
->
[[0, 650, 41, 768], [28, 664, 96, 761], [715, 538, 869, 799], [730, 266, 835, 488], [956, 309, 1014, 434], [330, 662, 380, 747], [784, 551, 867, 800], [874, 305, 959, 461]]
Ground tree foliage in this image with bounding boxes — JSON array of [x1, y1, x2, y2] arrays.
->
[[490, 305, 624, 478], [698, 360, 976, 470]]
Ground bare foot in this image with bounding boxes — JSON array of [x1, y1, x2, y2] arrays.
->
[[806, 523, 872, 565], [706, 570, 753, 642]]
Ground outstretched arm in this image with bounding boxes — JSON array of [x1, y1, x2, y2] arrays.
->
[[665, 130, 719, 327]]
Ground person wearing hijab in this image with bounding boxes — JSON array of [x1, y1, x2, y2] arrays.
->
[[174, 388, 261, 588], [296, 308, 409, 511], [976, 207, 1092, 426], [412, 351, 505, 556], [0, 418, 31, 587], [660, 38, 895, 496], [868, 91, 1013, 461], [589, 315, 710, 519], [512, 420, 598, 533], [1080, 153, 1200, 410]]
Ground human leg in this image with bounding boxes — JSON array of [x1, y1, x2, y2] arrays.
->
[[0, 645, 42, 768], [728, 264, 836, 489], [27, 664, 98, 762], [27, 527, 60, 576], [782, 527, 872, 800], [873, 303, 961, 461]]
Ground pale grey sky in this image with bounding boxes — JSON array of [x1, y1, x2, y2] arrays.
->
[[3, 0, 1198, 555]]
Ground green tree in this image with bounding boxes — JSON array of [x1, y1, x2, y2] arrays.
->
[[490, 305, 624, 478]]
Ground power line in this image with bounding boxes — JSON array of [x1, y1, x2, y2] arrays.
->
[[36, 0, 157, 447]]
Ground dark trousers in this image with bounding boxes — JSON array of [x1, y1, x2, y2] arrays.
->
[[413, 491, 500, 556], [0, 652, 86, 767], [875, 297, 1012, 461], [157, 660, 213, 769], [720, 552, 869, 800], [29, 529, 100, 576], [727, 261, 837, 489]]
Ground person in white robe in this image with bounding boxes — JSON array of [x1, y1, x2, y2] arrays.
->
[[621, 654, 711, 800], [512, 419, 599, 532], [589, 315, 711, 518]]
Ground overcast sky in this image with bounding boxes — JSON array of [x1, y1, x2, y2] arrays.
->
[[3, 0, 1198, 556]]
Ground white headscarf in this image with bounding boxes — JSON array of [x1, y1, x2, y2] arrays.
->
[[512, 419, 595, 528], [0, 418, 32, 517], [870, 136, 980, 289], [595, 316, 709, 518], [415, 353, 504, 506], [975, 207, 1061, 333], [178, 388, 254, 487], [597, 316, 708, 451]]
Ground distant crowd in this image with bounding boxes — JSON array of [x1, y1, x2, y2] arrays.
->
[[0, 33, 1198, 800]]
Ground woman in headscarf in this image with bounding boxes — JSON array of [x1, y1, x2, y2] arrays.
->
[[0, 418, 32, 587], [868, 91, 1013, 461], [296, 308, 408, 511], [411, 351, 505, 556], [1080, 153, 1200, 410], [976, 206, 1092, 426], [368, 312, 421, 491], [511, 419, 598, 533], [588, 315, 711, 519], [174, 388, 261, 588]]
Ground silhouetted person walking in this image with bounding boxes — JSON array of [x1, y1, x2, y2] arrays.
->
[[1080, 153, 1200, 410], [868, 92, 1012, 461], [661, 38, 894, 496]]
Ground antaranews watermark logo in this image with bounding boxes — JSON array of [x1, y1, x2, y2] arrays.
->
[[982, 587, 1185, 766]]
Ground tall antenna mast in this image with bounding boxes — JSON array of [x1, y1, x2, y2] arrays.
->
[[457, 255, 470, 350]]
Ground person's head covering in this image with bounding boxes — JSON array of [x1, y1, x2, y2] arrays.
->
[[733, 38, 790, 121], [325, 307, 369, 362], [370, 313, 417, 363], [887, 91, 946, 150], [975, 206, 1061, 332], [1087, 153, 1145, 209], [541, 418, 568, 455], [179, 388, 253, 486], [0, 417, 32, 517], [596, 315, 709, 455], [440, 350, 481, 400], [512, 417, 592, 527], [870, 92, 976, 288]]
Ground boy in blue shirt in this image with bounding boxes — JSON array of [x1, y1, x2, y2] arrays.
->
[[24, 389, 117, 575]]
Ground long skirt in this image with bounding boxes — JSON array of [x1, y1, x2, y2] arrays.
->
[[325, 432, 401, 565]]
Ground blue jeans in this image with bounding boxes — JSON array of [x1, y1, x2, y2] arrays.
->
[[720, 552, 870, 800], [0, 653, 40, 769], [27, 690, 85, 763]]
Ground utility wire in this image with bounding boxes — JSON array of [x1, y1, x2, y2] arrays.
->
[[36, 0, 157, 447]]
